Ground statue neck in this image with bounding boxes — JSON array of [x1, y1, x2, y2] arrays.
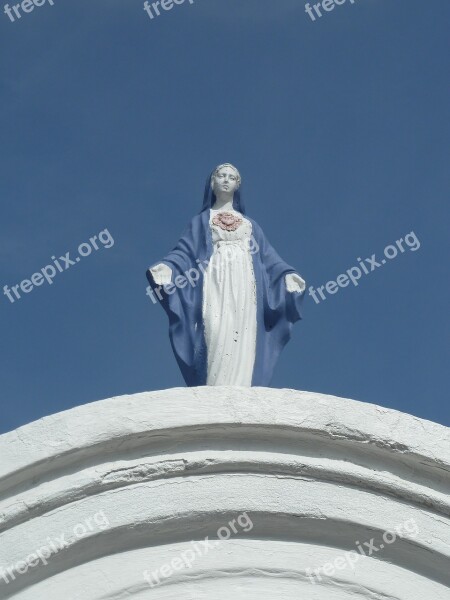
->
[[212, 193, 234, 212]]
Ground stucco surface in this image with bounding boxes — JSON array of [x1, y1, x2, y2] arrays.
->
[[0, 387, 449, 599]]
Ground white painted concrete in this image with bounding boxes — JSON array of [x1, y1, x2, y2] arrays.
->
[[0, 387, 449, 599]]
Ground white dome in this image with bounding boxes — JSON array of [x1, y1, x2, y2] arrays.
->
[[0, 387, 449, 599]]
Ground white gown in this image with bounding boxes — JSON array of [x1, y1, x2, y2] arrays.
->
[[202, 209, 257, 386]]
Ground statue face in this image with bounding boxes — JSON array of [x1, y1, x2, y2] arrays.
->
[[212, 166, 240, 195]]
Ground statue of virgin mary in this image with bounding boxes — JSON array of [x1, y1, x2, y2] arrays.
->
[[147, 164, 305, 387]]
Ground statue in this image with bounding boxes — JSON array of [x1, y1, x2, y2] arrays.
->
[[147, 164, 306, 387]]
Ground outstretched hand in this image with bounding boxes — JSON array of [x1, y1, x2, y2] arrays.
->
[[285, 273, 306, 293], [149, 263, 172, 286]]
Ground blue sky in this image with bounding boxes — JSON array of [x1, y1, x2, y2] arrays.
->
[[1, 0, 449, 433]]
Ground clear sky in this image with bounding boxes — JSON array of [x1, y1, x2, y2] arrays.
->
[[1, 0, 449, 433]]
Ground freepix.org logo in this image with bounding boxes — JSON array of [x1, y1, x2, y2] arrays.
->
[[305, 0, 359, 22], [3, 0, 56, 23], [146, 234, 260, 305], [3, 229, 114, 305], [308, 231, 421, 305], [0, 511, 110, 585], [143, 0, 194, 20], [143, 512, 254, 588], [306, 518, 420, 584]]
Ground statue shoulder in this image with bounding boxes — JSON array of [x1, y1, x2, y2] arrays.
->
[[175, 213, 206, 239]]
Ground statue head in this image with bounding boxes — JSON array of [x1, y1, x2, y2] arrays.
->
[[211, 163, 241, 196], [201, 163, 245, 214]]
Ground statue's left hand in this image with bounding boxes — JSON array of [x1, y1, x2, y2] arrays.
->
[[285, 273, 306, 293]]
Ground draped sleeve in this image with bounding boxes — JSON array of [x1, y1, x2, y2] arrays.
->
[[146, 213, 210, 386], [249, 219, 304, 385]]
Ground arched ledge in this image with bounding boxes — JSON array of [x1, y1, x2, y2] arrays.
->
[[3, 538, 450, 600], [0, 388, 448, 497], [0, 387, 448, 600]]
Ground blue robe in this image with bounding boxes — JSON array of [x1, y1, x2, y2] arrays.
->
[[147, 174, 304, 386]]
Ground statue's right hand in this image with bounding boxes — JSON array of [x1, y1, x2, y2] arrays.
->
[[149, 263, 172, 286]]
